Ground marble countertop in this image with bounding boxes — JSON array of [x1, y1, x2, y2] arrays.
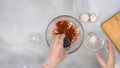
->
[[0, 0, 120, 68]]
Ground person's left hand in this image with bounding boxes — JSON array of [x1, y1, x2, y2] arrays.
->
[[96, 40, 115, 68], [43, 34, 68, 68]]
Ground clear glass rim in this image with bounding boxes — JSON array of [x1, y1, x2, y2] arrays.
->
[[85, 32, 105, 51]]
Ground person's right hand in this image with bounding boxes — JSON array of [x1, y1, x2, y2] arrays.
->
[[42, 34, 68, 68], [48, 34, 68, 66], [96, 40, 116, 68]]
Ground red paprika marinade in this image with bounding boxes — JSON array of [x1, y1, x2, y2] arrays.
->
[[52, 20, 79, 43]]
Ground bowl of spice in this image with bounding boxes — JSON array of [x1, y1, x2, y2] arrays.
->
[[45, 15, 84, 54], [85, 32, 104, 51]]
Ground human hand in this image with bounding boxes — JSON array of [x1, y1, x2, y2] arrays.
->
[[43, 34, 68, 68], [96, 40, 116, 68]]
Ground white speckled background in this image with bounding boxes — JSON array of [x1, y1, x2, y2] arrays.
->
[[0, 0, 120, 68]]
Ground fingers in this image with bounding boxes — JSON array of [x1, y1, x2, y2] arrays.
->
[[58, 34, 65, 48], [59, 34, 65, 44], [96, 53, 106, 67], [54, 35, 60, 45], [53, 34, 65, 48], [106, 39, 115, 62]]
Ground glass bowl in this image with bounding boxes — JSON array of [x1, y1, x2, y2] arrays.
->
[[85, 32, 105, 51], [45, 15, 84, 54]]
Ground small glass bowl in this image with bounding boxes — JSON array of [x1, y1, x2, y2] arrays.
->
[[85, 32, 104, 51]]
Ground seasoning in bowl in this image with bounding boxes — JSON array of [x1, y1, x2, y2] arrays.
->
[[52, 20, 80, 44]]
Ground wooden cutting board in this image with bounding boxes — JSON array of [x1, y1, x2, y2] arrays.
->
[[101, 12, 120, 52]]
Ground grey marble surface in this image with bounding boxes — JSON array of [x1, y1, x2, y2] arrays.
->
[[0, 0, 120, 68]]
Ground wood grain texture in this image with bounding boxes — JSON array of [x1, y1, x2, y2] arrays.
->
[[102, 12, 120, 52]]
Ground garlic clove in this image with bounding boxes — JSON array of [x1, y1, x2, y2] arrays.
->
[[79, 14, 89, 22], [90, 14, 97, 23]]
